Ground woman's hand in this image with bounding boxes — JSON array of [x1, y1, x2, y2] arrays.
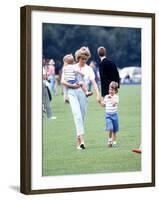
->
[[97, 96, 105, 107], [96, 95, 102, 103]]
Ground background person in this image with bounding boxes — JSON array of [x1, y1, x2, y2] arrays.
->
[[42, 67, 56, 120], [54, 65, 61, 96], [97, 46, 120, 97], [47, 59, 56, 95]]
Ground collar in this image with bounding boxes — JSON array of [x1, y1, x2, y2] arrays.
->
[[101, 56, 106, 61]]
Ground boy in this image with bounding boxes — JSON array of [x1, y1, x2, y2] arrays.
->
[[98, 81, 119, 147], [63, 54, 93, 97]]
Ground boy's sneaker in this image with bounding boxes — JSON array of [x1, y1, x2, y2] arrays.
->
[[108, 142, 112, 147], [112, 141, 117, 147], [49, 116, 57, 120], [86, 91, 93, 97], [108, 138, 113, 147], [80, 144, 86, 149]]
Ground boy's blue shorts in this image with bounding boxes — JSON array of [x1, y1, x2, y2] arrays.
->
[[105, 113, 119, 133]]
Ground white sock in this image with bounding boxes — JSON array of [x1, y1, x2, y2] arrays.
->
[[108, 138, 112, 143]]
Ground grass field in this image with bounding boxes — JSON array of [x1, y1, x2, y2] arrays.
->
[[42, 85, 141, 176]]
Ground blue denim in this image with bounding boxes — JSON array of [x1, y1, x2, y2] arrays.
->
[[105, 113, 119, 133]]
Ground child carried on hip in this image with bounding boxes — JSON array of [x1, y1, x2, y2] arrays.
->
[[63, 54, 93, 97]]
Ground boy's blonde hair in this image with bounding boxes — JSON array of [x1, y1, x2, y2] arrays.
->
[[109, 81, 119, 93], [63, 54, 74, 64], [75, 46, 91, 62]]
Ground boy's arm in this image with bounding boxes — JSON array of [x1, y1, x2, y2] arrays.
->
[[98, 97, 106, 107]]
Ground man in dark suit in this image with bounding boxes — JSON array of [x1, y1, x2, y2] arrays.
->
[[97, 46, 120, 97]]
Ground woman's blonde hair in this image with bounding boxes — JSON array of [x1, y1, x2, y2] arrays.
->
[[75, 46, 91, 62]]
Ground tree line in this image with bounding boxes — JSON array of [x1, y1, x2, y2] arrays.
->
[[43, 23, 141, 69]]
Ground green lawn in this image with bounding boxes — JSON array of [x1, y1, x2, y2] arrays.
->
[[42, 85, 141, 176]]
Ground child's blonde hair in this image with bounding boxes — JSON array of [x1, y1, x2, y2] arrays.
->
[[63, 54, 74, 64], [109, 81, 119, 93]]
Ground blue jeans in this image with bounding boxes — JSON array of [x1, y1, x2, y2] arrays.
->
[[67, 88, 87, 136], [48, 75, 55, 94], [105, 113, 119, 133]]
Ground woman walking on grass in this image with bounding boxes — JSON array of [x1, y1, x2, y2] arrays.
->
[[61, 47, 101, 150]]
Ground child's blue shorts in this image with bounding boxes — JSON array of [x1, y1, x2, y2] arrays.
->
[[68, 79, 77, 84], [105, 113, 119, 133]]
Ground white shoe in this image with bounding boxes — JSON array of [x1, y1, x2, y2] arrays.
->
[[112, 141, 117, 147], [49, 116, 57, 120], [108, 138, 112, 147], [108, 142, 112, 147]]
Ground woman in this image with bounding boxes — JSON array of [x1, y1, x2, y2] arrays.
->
[[61, 47, 100, 150], [47, 59, 56, 95]]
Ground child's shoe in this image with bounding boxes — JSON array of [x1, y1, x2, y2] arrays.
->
[[112, 141, 117, 147], [108, 142, 112, 147], [86, 91, 93, 97], [132, 149, 141, 153], [49, 116, 57, 120], [108, 138, 112, 147]]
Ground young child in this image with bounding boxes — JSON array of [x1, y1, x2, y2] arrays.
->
[[63, 54, 93, 97], [98, 81, 119, 147]]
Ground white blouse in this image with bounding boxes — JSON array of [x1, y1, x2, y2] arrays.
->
[[74, 63, 95, 82]]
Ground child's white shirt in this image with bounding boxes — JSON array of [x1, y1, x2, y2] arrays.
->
[[104, 94, 119, 114], [63, 64, 76, 81]]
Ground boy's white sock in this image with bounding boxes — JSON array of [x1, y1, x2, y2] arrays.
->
[[108, 138, 112, 143]]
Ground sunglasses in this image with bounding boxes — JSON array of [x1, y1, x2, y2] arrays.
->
[[81, 57, 87, 61]]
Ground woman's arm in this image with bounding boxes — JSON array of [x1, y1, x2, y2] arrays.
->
[[91, 79, 101, 101]]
